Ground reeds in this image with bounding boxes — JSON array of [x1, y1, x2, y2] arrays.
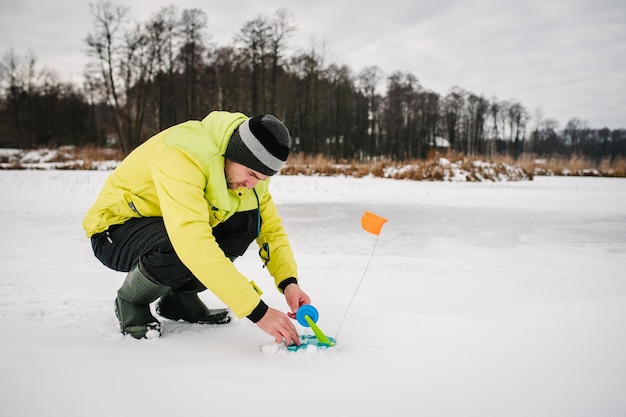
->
[[2, 146, 625, 179]]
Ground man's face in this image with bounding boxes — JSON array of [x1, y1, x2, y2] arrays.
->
[[224, 159, 270, 190]]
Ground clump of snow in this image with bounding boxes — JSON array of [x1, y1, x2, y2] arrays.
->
[[89, 160, 121, 170]]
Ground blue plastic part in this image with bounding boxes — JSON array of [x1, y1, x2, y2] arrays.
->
[[295, 304, 319, 327], [287, 335, 336, 352]]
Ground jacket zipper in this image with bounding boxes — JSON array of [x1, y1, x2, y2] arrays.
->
[[128, 201, 143, 217]]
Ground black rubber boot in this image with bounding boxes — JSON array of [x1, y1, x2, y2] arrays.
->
[[156, 279, 230, 325], [114, 261, 170, 339]]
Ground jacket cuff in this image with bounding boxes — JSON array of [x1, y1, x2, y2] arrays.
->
[[277, 277, 298, 294], [246, 300, 269, 323]]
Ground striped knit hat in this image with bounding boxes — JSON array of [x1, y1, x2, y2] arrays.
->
[[225, 114, 292, 176]]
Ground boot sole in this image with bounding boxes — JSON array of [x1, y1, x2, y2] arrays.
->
[[156, 304, 231, 325]]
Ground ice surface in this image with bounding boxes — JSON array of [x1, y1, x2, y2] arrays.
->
[[1, 171, 625, 416]]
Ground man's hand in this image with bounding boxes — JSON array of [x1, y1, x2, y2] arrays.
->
[[283, 283, 311, 320], [256, 307, 301, 346]]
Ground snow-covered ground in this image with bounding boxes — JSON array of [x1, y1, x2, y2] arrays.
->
[[1, 171, 625, 417]]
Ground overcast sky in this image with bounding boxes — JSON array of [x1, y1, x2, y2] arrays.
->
[[1, 0, 625, 129]]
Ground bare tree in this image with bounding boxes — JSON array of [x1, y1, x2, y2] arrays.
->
[[358, 66, 383, 158], [323, 63, 356, 158], [416, 90, 440, 158], [466, 93, 488, 155], [209, 46, 246, 111], [122, 21, 159, 145], [384, 71, 420, 159], [508, 101, 528, 158], [0, 49, 26, 145], [0, 49, 39, 146], [236, 16, 271, 113], [564, 117, 587, 155], [178, 9, 208, 119], [290, 39, 331, 154], [485, 99, 501, 156], [85, 0, 166, 153], [85, 1, 130, 152], [267, 8, 297, 114], [443, 87, 465, 152], [146, 5, 180, 130], [494, 99, 510, 153], [534, 118, 562, 155]]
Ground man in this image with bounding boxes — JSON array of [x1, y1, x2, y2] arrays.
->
[[83, 111, 310, 346]]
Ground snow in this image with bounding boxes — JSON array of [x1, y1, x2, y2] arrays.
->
[[1, 170, 625, 417]]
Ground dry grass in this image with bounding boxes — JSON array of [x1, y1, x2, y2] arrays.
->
[[53, 145, 124, 169], [0, 145, 124, 170], [2, 146, 625, 179], [69, 144, 125, 163], [283, 152, 530, 181], [281, 153, 391, 177], [284, 151, 626, 179], [500, 153, 626, 177]]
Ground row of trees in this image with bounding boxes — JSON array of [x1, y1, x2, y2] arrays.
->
[[1, 1, 624, 161]]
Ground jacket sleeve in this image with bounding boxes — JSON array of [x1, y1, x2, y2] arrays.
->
[[152, 147, 261, 319], [256, 189, 299, 289]]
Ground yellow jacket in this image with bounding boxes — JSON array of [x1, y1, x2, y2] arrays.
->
[[82, 111, 297, 319]]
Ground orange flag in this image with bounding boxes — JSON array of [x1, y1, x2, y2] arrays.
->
[[361, 211, 388, 235]]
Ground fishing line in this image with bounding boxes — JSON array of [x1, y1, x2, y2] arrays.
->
[[333, 233, 381, 342]]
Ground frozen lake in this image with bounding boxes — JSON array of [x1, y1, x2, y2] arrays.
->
[[1, 171, 625, 417]]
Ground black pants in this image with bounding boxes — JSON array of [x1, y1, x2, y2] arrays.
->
[[91, 211, 259, 289]]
